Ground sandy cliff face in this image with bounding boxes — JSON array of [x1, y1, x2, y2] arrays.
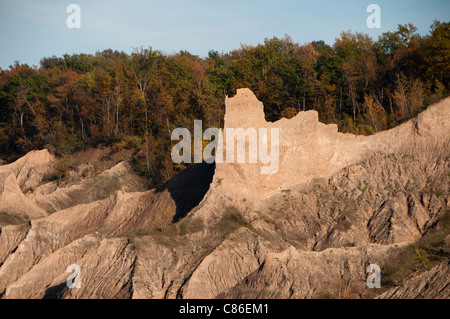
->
[[214, 88, 450, 201], [0, 89, 448, 299], [0, 150, 55, 222]]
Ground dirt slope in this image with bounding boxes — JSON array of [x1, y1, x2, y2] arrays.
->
[[0, 89, 448, 299]]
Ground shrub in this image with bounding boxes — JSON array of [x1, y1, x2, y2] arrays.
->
[[111, 139, 127, 152], [42, 161, 69, 184], [411, 243, 430, 269], [357, 124, 375, 136], [213, 206, 249, 235]]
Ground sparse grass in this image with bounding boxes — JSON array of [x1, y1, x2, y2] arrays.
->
[[359, 181, 368, 193], [334, 218, 352, 232], [122, 135, 141, 149], [415, 210, 450, 262], [435, 189, 444, 197], [212, 206, 249, 235], [124, 229, 153, 240], [0, 212, 29, 226], [123, 216, 205, 247], [178, 217, 205, 236], [42, 171, 59, 183], [316, 276, 364, 299], [381, 246, 418, 288], [42, 161, 69, 185], [381, 210, 449, 291], [411, 243, 430, 270], [111, 140, 127, 152]]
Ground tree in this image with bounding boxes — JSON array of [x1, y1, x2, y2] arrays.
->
[[0, 62, 49, 152], [391, 73, 425, 119], [96, 66, 125, 139], [379, 23, 419, 55], [71, 72, 96, 141], [128, 47, 159, 172], [422, 20, 450, 86], [0, 22, 447, 187], [334, 31, 377, 120]]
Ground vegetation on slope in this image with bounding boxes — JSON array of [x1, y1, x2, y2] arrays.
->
[[0, 21, 449, 188]]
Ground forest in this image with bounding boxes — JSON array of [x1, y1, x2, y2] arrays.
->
[[0, 21, 449, 187]]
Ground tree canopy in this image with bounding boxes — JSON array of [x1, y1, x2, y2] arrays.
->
[[0, 22, 449, 187]]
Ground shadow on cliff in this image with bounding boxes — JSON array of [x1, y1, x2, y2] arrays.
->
[[156, 160, 215, 223], [43, 282, 67, 299]]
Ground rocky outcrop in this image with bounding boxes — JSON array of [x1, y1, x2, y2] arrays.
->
[[0, 150, 54, 222], [30, 161, 147, 214], [0, 89, 448, 299], [219, 243, 405, 299], [215, 88, 450, 202]]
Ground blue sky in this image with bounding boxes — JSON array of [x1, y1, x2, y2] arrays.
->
[[0, 0, 449, 69]]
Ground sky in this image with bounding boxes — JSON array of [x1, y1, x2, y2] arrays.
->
[[0, 0, 449, 69]]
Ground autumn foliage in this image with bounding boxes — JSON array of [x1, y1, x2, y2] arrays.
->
[[0, 22, 449, 187]]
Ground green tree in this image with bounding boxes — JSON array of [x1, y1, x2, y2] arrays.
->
[[128, 47, 160, 172]]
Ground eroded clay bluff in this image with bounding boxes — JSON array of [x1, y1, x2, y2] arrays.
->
[[0, 88, 449, 299], [212, 88, 450, 203]]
